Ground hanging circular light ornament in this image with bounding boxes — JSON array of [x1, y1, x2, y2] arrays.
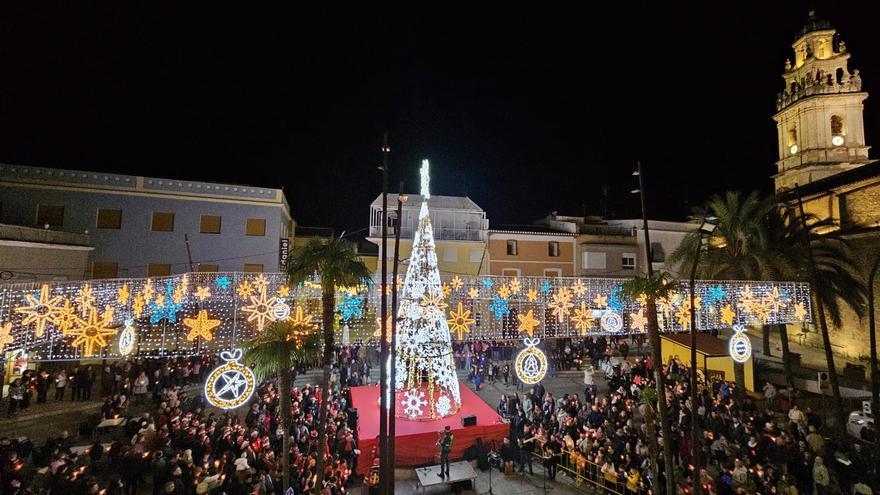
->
[[729, 324, 751, 363], [515, 338, 547, 385], [118, 319, 136, 357], [600, 311, 624, 333], [204, 349, 256, 410], [273, 301, 291, 320]]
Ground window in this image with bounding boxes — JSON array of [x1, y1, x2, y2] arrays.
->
[[582, 252, 607, 269], [622, 253, 636, 270], [96, 209, 122, 229], [501, 269, 521, 277], [148, 263, 172, 277], [787, 127, 798, 146], [469, 249, 483, 263], [548, 241, 560, 257], [650, 242, 666, 262], [246, 218, 266, 236], [830, 115, 845, 136], [244, 263, 264, 273], [200, 215, 222, 234], [198, 263, 219, 273], [151, 212, 175, 232], [506, 240, 518, 256], [544, 268, 562, 278], [36, 205, 64, 227], [92, 262, 118, 279], [442, 248, 458, 262]]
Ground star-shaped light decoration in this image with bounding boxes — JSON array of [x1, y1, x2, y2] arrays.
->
[[526, 289, 538, 302], [450, 276, 463, 291], [441, 283, 451, 297], [720, 304, 736, 326], [467, 287, 480, 299], [482, 278, 494, 289], [636, 293, 648, 306], [793, 302, 807, 321], [674, 297, 701, 329], [253, 274, 270, 291], [592, 293, 608, 309], [149, 281, 183, 324], [571, 280, 587, 297], [571, 301, 595, 335], [195, 286, 212, 301], [52, 299, 77, 335], [447, 302, 475, 341], [172, 282, 187, 304], [184, 310, 221, 341], [489, 295, 510, 320], [508, 278, 521, 294], [237, 280, 255, 298], [74, 284, 95, 316], [704, 285, 727, 307], [630, 309, 648, 332], [384, 276, 405, 295], [517, 309, 540, 337], [0, 322, 13, 353], [68, 305, 117, 356], [548, 287, 574, 323], [15, 284, 64, 337], [420, 293, 448, 312], [540, 280, 552, 293], [277, 285, 290, 297], [287, 306, 318, 346], [141, 278, 154, 304], [241, 287, 278, 331], [765, 287, 787, 313], [132, 292, 146, 319], [373, 315, 393, 343], [607, 287, 624, 312], [497, 285, 511, 300], [216, 276, 231, 290], [117, 284, 131, 305]]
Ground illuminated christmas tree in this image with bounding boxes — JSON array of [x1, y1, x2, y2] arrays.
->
[[394, 160, 461, 420]]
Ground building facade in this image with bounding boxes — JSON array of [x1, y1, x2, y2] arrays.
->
[[487, 228, 576, 277], [0, 164, 293, 279], [0, 223, 93, 281]]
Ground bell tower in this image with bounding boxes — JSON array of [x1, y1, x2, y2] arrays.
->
[[773, 11, 873, 192]]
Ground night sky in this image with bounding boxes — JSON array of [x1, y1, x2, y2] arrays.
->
[[2, 1, 879, 234]]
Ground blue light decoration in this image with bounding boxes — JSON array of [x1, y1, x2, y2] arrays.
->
[[540, 281, 552, 294], [337, 293, 364, 321], [607, 287, 624, 312], [149, 281, 182, 324], [482, 278, 494, 289], [216, 276, 231, 290], [489, 295, 510, 320], [705, 285, 726, 306]]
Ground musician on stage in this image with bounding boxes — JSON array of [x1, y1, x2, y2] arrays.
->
[[516, 432, 535, 475], [437, 426, 453, 478], [543, 434, 562, 480]]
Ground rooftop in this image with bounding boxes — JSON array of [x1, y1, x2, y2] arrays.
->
[[794, 10, 833, 41], [370, 194, 484, 212]]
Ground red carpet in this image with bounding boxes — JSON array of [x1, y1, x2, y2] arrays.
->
[[349, 385, 508, 475]]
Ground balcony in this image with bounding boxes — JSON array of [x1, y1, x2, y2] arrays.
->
[[0, 223, 92, 247]]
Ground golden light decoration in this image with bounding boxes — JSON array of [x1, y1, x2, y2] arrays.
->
[[571, 280, 587, 297], [636, 293, 648, 306], [142, 279, 155, 304], [420, 293, 448, 311], [517, 309, 541, 337], [74, 284, 95, 315], [571, 301, 595, 335], [441, 283, 451, 297], [15, 284, 64, 337], [497, 285, 511, 300], [515, 338, 547, 385], [204, 349, 255, 410], [277, 286, 290, 297], [288, 305, 319, 346], [172, 282, 187, 304], [729, 324, 752, 363], [450, 276, 464, 291], [52, 299, 77, 336], [793, 302, 807, 321], [630, 309, 648, 332], [720, 305, 736, 326], [68, 305, 117, 357], [117, 284, 131, 305], [241, 287, 278, 331], [467, 287, 480, 299], [132, 292, 146, 318], [592, 293, 608, 309], [0, 322, 13, 353], [373, 315, 393, 343], [526, 289, 538, 302], [237, 280, 255, 298], [253, 273, 270, 291], [548, 287, 574, 323], [384, 276, 405, 295], [102, 305, 114, 323], [184, 310, 222, 341], [447, 302, 475, 341], [766, 287, 787, 313], [674, 297, 701, 329], [195, 286, 212, 301], [508, 278, 521, 294]]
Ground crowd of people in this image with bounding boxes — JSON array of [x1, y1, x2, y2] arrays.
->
[[0, 354, 361, 495]]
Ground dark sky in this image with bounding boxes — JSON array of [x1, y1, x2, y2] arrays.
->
[[2, 1, 879, 233]]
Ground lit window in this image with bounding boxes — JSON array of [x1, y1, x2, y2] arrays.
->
[[151, 212, 174, 232], [507, 240, 518, 256], [198, 264, 219, 273], [200, 215, 222, 234], [246, 218, 266, 236], [244, 263, 264, 273], [148, 263, 172, 277], [622, 253, 636, 270]]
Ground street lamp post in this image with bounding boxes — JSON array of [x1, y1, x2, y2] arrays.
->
[[388, 184, 407, 495], [378, 134, 390, 495]]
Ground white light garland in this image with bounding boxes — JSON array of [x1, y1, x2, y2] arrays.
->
[[600, 311, 624, 333], [204, 349, 256, 410], [729, 324, 752, 363]]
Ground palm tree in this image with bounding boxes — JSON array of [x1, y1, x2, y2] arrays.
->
[[243, 322, 320, 493], [622, 272, 679, 495], [287, 238, 371, 495]]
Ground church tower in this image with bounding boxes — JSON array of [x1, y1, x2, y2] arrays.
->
[[773, 11, 873, 192]]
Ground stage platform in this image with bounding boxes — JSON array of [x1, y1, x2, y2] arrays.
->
[[415, 461, 477, 493], [350, 385, 508, 476]]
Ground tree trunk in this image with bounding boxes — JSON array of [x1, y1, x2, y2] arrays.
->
[[646, 298, 675, 495], [778, 324, 796, 391], [733, 362, 746, 400], [814, 297, 846, 430], [762, 324, 772, 357], [279, 368, 292, 493], [642, 400, 661, 495], [314, 286, 336, 495]]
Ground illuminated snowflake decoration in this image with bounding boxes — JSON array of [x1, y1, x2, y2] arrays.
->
[[482, 278, 493, 289], [571, 301, 595, 335], [704, 285, 727, 306], [216, 276, 231, 289], [241, 287, 278, 331], [508, 278, 521, 294], [69, 305, 117, 356], [0, 322, 13, 353], [435, 395, 452, 417], [548, 288, 574, 323], [401, 388, 427, 419], [489, 295, 510, 320], [15, 284, 63, 337], [337, 293, 364, 321], [607, 287, 624, 312], [149, 281, 183, 324], [540, 280, 552, 293]]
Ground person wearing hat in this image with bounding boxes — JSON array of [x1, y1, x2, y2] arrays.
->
[[437, 426, 453, 478]]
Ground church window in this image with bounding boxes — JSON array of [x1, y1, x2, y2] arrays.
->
[[787, 127, 798, 146], [830, 115, 844, 136]]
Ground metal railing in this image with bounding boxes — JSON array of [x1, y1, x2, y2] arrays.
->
[[530, 445, 649, 495]]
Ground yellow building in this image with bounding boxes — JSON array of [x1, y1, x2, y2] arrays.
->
[[661, 333, 755, 392], [487, 228, 576, 277]]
